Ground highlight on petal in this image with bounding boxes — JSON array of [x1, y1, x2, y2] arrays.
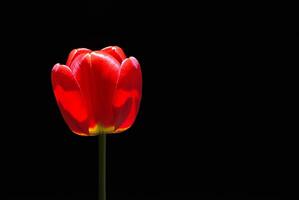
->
[[89, 52, 120, 131], [66, 48, 91, 66], [51, 64, 89, 135], [99, 46, 126, 63], [113, 57, 142, 133]]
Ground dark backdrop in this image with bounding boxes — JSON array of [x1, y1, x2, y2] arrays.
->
[[1, 1, 286, 199]]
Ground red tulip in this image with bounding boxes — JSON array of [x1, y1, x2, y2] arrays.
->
[[51, 46, 142, 136]]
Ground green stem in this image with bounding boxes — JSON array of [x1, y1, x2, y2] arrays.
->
[[99, 134, 106, 200]]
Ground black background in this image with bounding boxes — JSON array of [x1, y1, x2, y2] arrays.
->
[[1, 1, 287, 199]]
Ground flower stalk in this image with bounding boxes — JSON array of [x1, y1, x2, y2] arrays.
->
[[99, 134, 106, 200]]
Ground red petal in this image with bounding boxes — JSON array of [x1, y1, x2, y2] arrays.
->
[[99, 46, 126, 63], [72, 52, 120, 133], [51, 64, 89, 136], [113, 57, 142, 133], [69, 54, 96, 131], [90, 52, 120, 129], [66, 48, 91, 67]]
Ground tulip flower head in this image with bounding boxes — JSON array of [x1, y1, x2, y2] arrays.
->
[[51, 46, 142, 136]]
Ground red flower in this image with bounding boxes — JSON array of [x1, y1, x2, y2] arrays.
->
[[51, 46, 142, 136]]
